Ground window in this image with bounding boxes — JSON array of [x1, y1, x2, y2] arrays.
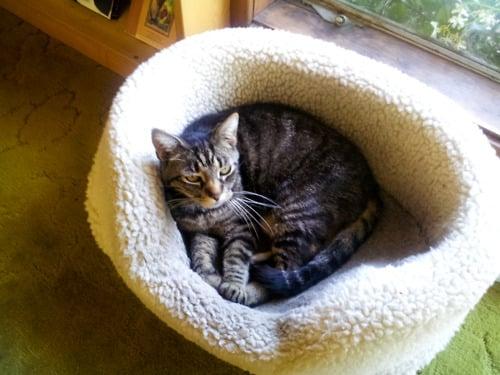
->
[[310, 0, 500, 82], [255, 0, 500, 154]]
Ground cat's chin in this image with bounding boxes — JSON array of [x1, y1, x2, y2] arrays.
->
[[199, 200, 226, 210], [198, 192, 233, 209], [199, 201, 219, 209]]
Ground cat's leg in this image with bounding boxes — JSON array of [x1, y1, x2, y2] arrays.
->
[[270, 213, 326, 271], [190, 233, 222, 289], [266, 193, 332, 271], [219, 227, 255, 305], [271, 236, 308, 271]]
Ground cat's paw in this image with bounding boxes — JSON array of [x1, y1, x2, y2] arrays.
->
[[219, 281, 247, 305], [245, 281, 270, 307], [202, 273, 222, 289]]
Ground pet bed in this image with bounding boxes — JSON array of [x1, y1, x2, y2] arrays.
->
[[86, 28, 500, 374]]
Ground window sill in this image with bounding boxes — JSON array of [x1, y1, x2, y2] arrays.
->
[[254, 0, 500, 156]]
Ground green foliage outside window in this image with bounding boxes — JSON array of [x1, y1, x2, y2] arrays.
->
[[335, 0, 500, 72]]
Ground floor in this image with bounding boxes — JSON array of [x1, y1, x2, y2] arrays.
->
[[0, 7, 498, 375]]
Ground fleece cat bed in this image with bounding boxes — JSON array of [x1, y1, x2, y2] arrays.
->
[[85, 28, 500, 374]]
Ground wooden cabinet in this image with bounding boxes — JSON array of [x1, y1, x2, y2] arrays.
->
[[0, 0, 237, 77]]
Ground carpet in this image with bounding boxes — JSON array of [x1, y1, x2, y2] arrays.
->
[[0, 7, 498, 374]]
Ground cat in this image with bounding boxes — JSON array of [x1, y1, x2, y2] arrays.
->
[[152, 103, 380, 306]]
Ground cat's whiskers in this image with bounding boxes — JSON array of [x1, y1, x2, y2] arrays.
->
[[231, 199, 259, 238], [236, 197, 278, 209], [229, 200, 259, 238], [167, 198, 188, 203], [234, 201, 259, 238], [232, 199, 267, 235], [234, 191, 280, 208], [235, 198, 274, 234], [168, 204, 185, 210], [166, 198, 190, 210]]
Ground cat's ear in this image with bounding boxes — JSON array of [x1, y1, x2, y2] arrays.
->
[[213, 113, 239, 149], [151, 128, 187, 161]]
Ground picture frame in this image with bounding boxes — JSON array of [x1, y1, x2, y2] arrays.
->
[[127, 0, 182, 49]]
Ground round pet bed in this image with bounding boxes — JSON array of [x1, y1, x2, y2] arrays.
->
[[86, 28, 500, 374]]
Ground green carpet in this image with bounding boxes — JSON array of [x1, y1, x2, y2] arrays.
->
[[0, 7, 498, 374]]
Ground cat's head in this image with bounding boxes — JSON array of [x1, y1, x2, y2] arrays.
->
[[152, 113, 240, 209]]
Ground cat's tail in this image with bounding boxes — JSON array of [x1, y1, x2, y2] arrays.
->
[[252, 197, 381, 297]]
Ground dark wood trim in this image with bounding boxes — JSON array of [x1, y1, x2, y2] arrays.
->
[[231, 0, 275, 26], [231, 0, 254, 26]]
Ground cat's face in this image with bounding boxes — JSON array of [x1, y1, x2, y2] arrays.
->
[[152, 113, 240, 209]]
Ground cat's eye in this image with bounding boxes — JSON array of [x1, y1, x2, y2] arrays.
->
[[220, 165, 232, 176], [183, 175, 201, 184]]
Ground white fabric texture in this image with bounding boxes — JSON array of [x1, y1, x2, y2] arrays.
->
[[85, 28, 500, 375]]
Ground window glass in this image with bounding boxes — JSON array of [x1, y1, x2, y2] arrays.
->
[[324, 0, 500, 76]]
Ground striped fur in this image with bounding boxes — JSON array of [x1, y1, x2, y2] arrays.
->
[[252, 197, 381, 296], [152, 103, 380, 305]]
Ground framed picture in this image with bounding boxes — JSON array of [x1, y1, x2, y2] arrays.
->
[[127, 0, 181, 49], [127, 0, 232, 49]]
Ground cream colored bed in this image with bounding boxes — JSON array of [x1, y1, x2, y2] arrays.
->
[[86, 28, 500, 375]]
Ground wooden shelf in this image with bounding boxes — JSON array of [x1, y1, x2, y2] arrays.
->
[[0, 0, 157, 76]]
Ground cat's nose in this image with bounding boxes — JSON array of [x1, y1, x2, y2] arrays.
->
[[206, 190, 221, 201], [205, 185, 222, 201]]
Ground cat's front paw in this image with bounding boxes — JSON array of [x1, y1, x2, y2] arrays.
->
[[219, 281, 247, 305]]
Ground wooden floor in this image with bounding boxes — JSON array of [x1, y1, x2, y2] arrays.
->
[[255, 0, 500, 154]]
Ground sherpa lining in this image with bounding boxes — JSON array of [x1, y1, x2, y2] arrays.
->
[[85, 28, 500, 375]]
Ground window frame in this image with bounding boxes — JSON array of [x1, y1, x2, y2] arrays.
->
[[309, 0, 500, 83]]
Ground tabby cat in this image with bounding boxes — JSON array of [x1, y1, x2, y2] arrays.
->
[[152, 103, 380, 306]]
